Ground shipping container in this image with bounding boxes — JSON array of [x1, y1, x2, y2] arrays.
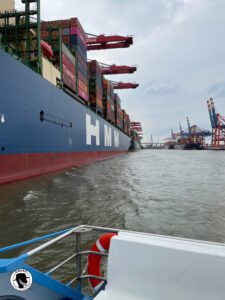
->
[[114, 93, 123, 129], [63, 27, 70, 36], [122, 109, 130, 135], [42, 56, 61, 87], [62, 43, 76, 93], [88, 60, 103, 115], [103, 79, 115, 123], [41, 17, 88, 102], [0, 0, 15, 25]]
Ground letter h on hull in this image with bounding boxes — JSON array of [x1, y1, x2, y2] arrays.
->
[[86, 114, 100, 146]]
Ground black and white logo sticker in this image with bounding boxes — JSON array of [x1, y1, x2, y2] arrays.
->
[[10, 269, 32, 291], [0, 114, 5, 123]]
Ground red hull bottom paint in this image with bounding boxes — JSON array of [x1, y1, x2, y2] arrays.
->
[[0, 151, 128, 184]]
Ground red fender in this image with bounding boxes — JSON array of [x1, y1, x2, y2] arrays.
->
[[88, 233, 117, 291]]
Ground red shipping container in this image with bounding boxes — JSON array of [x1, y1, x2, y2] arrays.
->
[[114, 93, 123, 129], [62, 20, 70, 28], [62, 43, 76, 93], [63, 64, 76, 93], [62, 36, 70, 44], [62, 54, 75, 74], [78, 88, 88, 101], [69, 27, 86, 46], [70, 18, 86, 37], [88, 60, 103, 114]]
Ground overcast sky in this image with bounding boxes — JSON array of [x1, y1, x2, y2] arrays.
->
[[16, 0, 225, 142]]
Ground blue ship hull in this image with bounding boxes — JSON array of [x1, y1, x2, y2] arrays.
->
[[0, 49, 131, 184]]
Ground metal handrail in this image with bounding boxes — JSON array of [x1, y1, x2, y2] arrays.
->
[[79, 275, 106, 281], [0, 228, 73, 254], [46, 253, 77, 275], [17, 225, 117, 259], [0, 225, 121, 294], [46, 250, 108, 275], [66, 274, 106, 288], [24, 227, 78, 258]]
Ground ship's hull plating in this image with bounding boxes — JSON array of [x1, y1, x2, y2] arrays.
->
[[0, 49, 131, 184], [129, 140, 141, 151], [174, 143, 201, 150]]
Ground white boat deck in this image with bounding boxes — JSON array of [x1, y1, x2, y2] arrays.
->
[[95, 231, 225, 300]]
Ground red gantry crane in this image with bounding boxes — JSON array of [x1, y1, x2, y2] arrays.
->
[[130, 122, 143, 141], [86, 33, 133, 51], [112, 81, 139, 89], [170, 117, 211, 149], [130, 122, 142, 132], [99, 62, 137, 75], [86, 33, 139, 87], [207, 98, 225, 147]]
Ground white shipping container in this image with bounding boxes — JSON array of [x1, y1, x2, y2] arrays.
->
[[0, 0, 14, 12], [0, 0, 15, 25], [42, 56, 61, 87]]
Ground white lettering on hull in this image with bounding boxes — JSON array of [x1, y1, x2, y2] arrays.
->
[[104, 125, 112, 146], [114, 130, 119, 147], [86, 113, 120, 148], [86, 114, 100, 146]]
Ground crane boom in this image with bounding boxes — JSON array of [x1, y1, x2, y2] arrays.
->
[[207, 100, 215, 128], [101, 64, 137, 75], [86, 34, 133, 51], [179, 122, 183, 133], [187, 117, 191, 134], [209, 98, 218, 127], [113, 82, 139, 89]]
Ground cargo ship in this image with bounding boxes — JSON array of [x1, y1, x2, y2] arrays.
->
[[173, 137, 202, 150], [170, 119, 211, 150], [0, 0, 138, 184], [174, 142, 201, 150]]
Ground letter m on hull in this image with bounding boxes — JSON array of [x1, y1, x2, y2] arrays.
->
[[104, 125, 112, 146], [114, 130, 119, 147]]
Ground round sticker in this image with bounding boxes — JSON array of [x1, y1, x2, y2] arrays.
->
[[10, 269, 32, 291]]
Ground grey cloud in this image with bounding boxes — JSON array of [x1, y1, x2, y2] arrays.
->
[[143, 83, 179, 96], [208, 82, 225, 99]]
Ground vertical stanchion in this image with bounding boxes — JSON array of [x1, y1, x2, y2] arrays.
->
[[37, 0, 41, 74], [76, 232, 82, 291]]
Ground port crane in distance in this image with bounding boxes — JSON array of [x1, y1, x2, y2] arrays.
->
[[207, 98, 225, 147], [172, 118, 211, 147], [86, 33, 133, 50]]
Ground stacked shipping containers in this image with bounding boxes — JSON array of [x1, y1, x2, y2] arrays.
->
[[41, 18, 88, 102], [114, 93, 123, 129], [122, 109, 130, 135], [41, 19, 131, 135], [88, 60, 103, 115], [103, 79, 115, 124], [70, 18, 88, 102], [62, 43, 76, 93]]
